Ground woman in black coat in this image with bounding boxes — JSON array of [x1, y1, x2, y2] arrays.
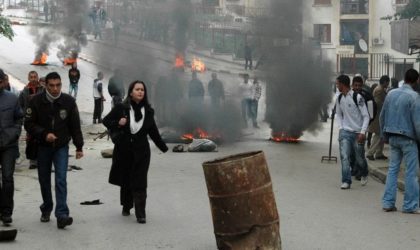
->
[[103, 80, 168, 224]]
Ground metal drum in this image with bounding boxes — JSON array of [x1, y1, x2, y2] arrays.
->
[[202, 151, 281, 250]]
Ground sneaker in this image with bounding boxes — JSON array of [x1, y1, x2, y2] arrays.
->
[[1, 215, 12, 225], [57, 216, 73, 229], [40, 213, 50, 222], [340, 183, 351, 189], [361, 176, 368, 186], [402, 209, 420, 214], [383, 207, 397, 212], [366, 155, 375, 161]]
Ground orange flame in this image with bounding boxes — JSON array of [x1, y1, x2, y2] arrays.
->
[[63, 57, 77, 66], [182, 128, 220, 141], [191, 57, 206, 72], [174, 53, 185, 68], [271, 132, 300, 143], [32, 53, 48, 65]]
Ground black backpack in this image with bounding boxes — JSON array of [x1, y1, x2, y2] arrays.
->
[[338, 90, 377, 124]]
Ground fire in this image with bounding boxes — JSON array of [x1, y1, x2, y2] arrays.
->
[[191, 57, 206, 72], [271, 132, 300, 143], [174, 53, 185, 69], [182, 128, 221, 141], [32, 53, 48, 65], [63, 57, 77, 66]]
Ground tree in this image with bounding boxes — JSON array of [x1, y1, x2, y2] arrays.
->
[[382, 0, 420, 20], [0, 16, 15, 41]]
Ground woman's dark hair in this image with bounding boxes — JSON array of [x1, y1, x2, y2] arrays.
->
[[124, 80, 151, 108]]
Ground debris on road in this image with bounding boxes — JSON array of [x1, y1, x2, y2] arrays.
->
[[188, 139, 217, 152], [80, 199, 103, 205]]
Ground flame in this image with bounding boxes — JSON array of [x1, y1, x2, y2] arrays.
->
[[174, 53, 185, 68], [191, 57, 206, 72], [32, 53, 48, 65], [271, 132, 300, 143], [63, 57, 77, 66], [182, 128, 220, 141]]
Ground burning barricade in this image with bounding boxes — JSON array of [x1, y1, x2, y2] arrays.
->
[[31, 52, 48, 65]]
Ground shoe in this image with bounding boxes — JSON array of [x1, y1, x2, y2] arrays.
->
[[40, 213, 50, 222], [253, 124, 260, 129], [366, 155, 375, 161], [383, 207, 397, 212], [375, 155, 388, 160], [340, 183, 351, 189], [137, 217, 146, 224], [1, 215, 12, 225], [122, 207, 130, 216], [402, 209, 420, 214], [361, 176, 368, 186], [57, 216, 73, 229], [29, 164, 37, 169]]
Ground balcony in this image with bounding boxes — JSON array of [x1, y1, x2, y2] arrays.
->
[[340, 0, 369, 15]]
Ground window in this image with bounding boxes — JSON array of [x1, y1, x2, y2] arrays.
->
[[340, 20, 369, 53], [314, 24, 331, 43], [341, 0, 369, 15], [314, 0, 332, 5]]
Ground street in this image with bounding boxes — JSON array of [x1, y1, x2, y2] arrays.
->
[[0, 23, 420, 250]]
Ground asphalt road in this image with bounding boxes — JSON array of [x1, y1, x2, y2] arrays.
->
[[0, 23, 419, 250]]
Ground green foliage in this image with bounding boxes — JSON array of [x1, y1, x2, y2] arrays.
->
[[382, 0, 420, 20], [0, 16, 15, 41]]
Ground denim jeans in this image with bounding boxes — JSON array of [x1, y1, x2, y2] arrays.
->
[[241, 98, 252, 125], [69, 83, 78, 99], [0, 147, 17, 216], [37, 145, 70, 218], [382, 136, 419, 212], [250, 100, 259, 126], [338, 129, 369, 184]]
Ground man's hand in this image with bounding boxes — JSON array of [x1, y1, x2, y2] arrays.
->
[[119, 117, 127, 126], [45, 133, 58, 143], [75, 151, 84, 159], [357, 133, 366, 144]]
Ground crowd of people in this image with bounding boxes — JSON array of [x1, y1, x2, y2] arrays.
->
[[335, 69, 420, 214]]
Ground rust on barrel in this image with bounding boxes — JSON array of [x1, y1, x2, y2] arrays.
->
[[202, 151, 281, 250]]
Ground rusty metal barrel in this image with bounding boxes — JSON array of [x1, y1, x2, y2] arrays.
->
[[202, 151, 281, 250]]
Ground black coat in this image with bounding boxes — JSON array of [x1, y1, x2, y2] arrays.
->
[[102, 102, 168, 190]]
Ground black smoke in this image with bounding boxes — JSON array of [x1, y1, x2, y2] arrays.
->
[[258, 0, 333, 137]]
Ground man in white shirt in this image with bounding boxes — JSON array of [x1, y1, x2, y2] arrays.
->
[[238, 74, 253, 127], [335, 75, 370, 189], [93, 72, 105, 124]]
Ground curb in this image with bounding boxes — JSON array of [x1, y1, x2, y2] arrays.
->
[[368, 164, 406, 191]]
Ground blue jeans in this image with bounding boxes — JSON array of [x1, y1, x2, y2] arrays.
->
[[241, 98, 252, 124], [0, 147, 17, 216], [69, 83, 78, 99], [383, 136, 419, 212], [37, 145, 70, 218], [250, 100, 259, 126], [338, 130, 368, 184]]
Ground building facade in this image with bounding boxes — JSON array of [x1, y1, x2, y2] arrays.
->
[[304, 0, 418, 80]]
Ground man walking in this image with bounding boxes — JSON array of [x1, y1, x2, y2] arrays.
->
[[68, 62, 80, 99], [366, 75, 389, 161], [93, 72, 105, 124], [250, 77, 262, 128], [244, 42, 252, 70], [335, 75, 370, 189], [238, 74, 253, 127], [24, 72, 84, 229], [0, 69, 23, 225], [188, 71, 204, 105], [381, 69, 420, 214], [19, 71, 44, 169], [208, 72, 225, 107]]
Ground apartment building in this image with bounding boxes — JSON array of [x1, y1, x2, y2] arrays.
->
[[304, 0, 418, 80]]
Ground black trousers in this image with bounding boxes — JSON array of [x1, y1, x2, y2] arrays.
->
[[120, 186, 147, 219], [0, 147, 17, 216], [93, 98, 103, 121]]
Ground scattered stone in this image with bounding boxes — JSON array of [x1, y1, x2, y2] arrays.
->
[[101, 149, 114, 158]]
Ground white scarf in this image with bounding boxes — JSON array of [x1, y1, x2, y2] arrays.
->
[[129, 105, 145, 134]]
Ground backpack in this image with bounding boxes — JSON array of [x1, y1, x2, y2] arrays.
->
[[338, 90, 377, 124]]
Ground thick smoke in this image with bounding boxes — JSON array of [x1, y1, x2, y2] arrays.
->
[[258, 0, 333, 137], [30, 0, 89, 61], [172, 0, 193, 53]]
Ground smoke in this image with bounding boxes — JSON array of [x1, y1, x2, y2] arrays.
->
[[30, 0, 89, 61], [172, 0, 193, 53], [257, 0, 333, 137]]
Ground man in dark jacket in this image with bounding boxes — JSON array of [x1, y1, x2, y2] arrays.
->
[[188, 71, 204, 105], [24, 72, 84, 229], [68, 62, 80, 99], [208, 72, 225, 107], [0, 69, 23, 225], [19, 71, 44, 169]]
